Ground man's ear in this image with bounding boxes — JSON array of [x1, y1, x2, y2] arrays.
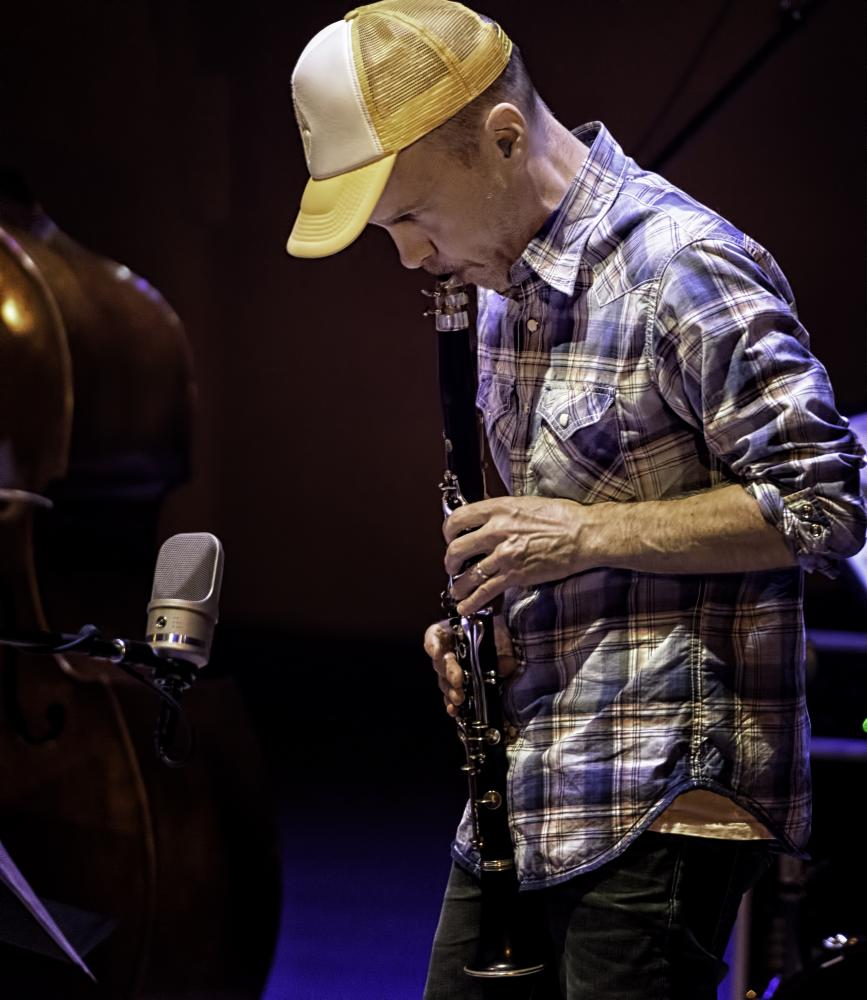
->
[[484, 103, 526, 163]]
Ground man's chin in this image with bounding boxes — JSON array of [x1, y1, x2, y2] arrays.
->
[[452, 264, 505, 290], [471, 271, 511, 293]]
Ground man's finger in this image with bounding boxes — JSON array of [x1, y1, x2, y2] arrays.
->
[[444, 530, 495, 576], [456, 574, 509, 616], [444, 652, 463, 687], [437, 673, 464, 701], [423, 621, 452, 659], [450, 561, 497, 602], [442, 498, 497, 543]]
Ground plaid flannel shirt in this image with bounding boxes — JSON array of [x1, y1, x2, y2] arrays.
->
[[452, 122, 865, 889]]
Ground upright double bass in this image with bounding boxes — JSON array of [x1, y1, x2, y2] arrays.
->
[[0, 172, 279, 997]]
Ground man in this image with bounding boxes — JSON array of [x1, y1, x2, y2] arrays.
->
[[286, 3, 865, 997]]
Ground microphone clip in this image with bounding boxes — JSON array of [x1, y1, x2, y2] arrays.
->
[[152, 659, 198, 768]]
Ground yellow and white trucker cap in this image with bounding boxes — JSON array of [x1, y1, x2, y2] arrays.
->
[[287, 1, 512, 258]]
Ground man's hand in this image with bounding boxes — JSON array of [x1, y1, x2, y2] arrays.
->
[[424, 621, 465, 718], [424, 616, 521, 718], [443, 485, 797, 616], [444, 496, 592, 616]]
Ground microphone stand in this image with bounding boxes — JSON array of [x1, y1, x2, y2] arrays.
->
[[648, 0, 827, 171], [0, 625, 164, 668], [0, 625, 197, 766]]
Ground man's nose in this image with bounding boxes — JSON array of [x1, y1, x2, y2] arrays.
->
[[391, 226, 434, 270]]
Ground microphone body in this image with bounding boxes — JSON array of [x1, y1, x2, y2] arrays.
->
[[145, 532, 224, 766], [146, 532, 223, 669]]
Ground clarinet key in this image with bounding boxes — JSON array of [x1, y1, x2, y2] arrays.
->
[[477, 790, 503, 810]]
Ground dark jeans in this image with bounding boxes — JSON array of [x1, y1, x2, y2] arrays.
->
[[423, 832, 772, 1000]]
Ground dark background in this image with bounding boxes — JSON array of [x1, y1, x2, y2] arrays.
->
[[3, 0, 864, 637], [3, 1, 865, 998]]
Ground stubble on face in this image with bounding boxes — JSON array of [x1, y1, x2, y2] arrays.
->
[[373, 135, 530, 293], [418, 184, 525, 293]]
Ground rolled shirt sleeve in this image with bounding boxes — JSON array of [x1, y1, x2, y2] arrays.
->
[[651, 237, 866, 575]]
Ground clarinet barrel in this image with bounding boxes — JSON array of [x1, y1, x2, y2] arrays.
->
[[426, 277, 544, 983]]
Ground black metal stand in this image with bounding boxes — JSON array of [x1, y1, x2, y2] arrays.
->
[[650, 0, 828, 171]]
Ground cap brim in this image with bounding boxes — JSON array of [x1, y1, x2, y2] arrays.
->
[[286, 154, 397, 258]]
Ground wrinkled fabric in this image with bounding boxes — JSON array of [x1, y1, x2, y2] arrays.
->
[[452, 122, 865, 889]]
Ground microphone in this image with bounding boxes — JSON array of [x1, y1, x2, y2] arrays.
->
[[145, 532, 224, 766], [0, 532, 224, 766], [146, 532, 224, 668]]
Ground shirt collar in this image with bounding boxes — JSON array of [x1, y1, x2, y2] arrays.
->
[[508, 122, 629, 296]]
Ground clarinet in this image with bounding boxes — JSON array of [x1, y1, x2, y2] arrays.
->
[[424, 276, 544, 983]]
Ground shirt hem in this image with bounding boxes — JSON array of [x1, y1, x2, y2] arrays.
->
[[452, 780, 809, 891]]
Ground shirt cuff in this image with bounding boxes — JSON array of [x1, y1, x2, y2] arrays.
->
[[745, 481, 840, 577]]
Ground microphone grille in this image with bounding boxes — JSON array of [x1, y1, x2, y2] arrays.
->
[[151, 533, 222, 603]]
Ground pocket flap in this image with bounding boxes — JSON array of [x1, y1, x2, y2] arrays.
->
[[476, 373, 515, 421], [538, 382, 616, 442]]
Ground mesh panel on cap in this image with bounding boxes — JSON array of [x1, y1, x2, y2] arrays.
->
[[351, 0, 512, 153]]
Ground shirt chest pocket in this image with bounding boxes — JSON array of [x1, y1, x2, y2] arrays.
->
[[476, 373, 518, 488], [530, 381, 634, 502]]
